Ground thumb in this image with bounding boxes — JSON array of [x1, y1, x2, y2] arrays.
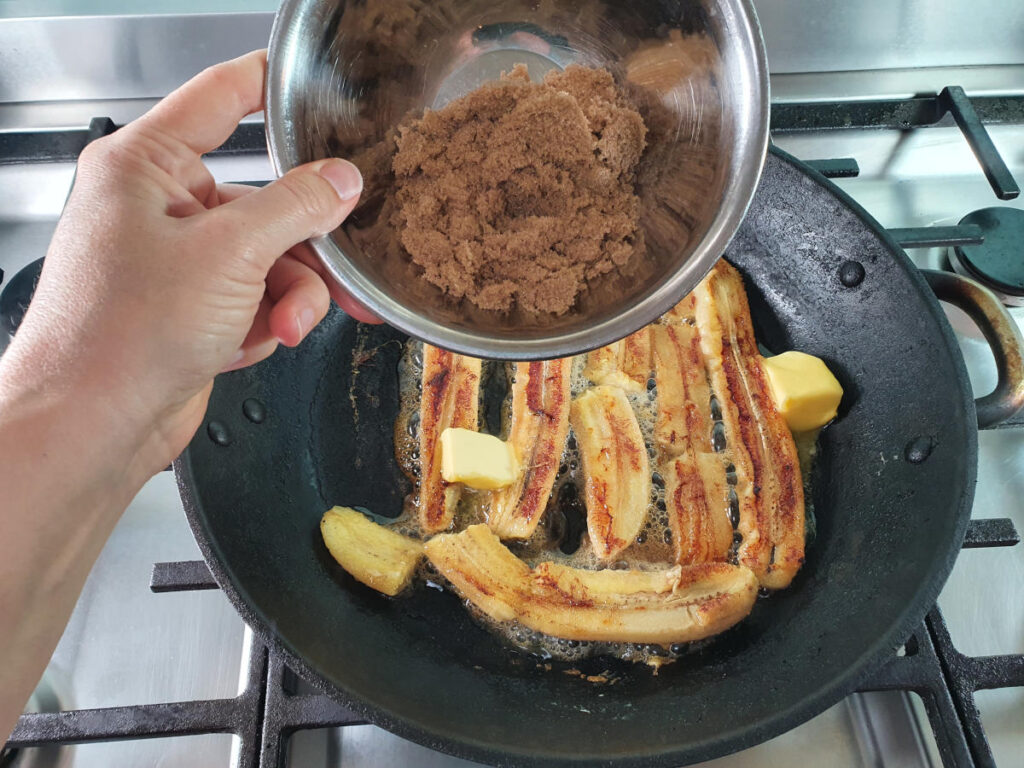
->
[[209, 158, 363, 269]]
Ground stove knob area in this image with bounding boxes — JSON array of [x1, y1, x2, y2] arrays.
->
[[0, 258, 43, 338], [949, 207, 1024, 307]]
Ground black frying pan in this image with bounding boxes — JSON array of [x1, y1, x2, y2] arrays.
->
[[175, 148, 1024, 766]]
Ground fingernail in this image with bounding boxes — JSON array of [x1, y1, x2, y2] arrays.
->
[[318, 159, 363, 201], [221, 348, 245, 372], [295, 307, 315, 341]]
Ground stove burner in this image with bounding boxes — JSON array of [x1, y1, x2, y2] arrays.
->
[[0, 258, 43, 338], [949, 207, 1024, 306]]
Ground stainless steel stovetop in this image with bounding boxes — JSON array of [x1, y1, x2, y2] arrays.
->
[[1, 8, 1023, 768]]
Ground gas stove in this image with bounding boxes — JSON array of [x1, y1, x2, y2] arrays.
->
[[1, 8, 1023, 768]]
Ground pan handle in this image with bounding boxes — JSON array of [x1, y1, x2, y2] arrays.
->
[[923, 269, 1024, 428]]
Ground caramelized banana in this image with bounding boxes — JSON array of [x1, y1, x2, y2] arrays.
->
[[659, 293, 697, 325], [652, 323, 713, 456], [583, 328, 652, 392], [425, 525, 758, 644], [321, 507, 423, 597], [653, 320, 730, 565], [419, 345, 482, 532], [694, 262, 805, 588], [584, 342, 621, 388], [488, 359, 572, 539], [621, 327, 653, 386], [571, 386, 651, 560], [664, 448, 732, 564]]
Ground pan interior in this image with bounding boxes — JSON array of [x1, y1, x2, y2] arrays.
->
[[179, 150, 975, 766]]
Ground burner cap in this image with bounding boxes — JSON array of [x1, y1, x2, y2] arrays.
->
[[950, 207, 1024, 305]]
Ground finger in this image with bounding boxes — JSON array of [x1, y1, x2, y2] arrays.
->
[[202, 158, 363, 271], [221, 294, 278, 372], [214, 182, 261, 205], [265, 255, 331, 347], [222, 337, 279, 373], [136, 50, 267, 157], [289, 243, 383, 324], [335, 291, 384, 325], [77, 127, 218, 215]]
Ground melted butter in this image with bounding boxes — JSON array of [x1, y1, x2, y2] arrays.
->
[[793, 428, 819, 543]]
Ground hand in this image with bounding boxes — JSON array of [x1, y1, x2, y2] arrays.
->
[[1, 50, 376, 483]]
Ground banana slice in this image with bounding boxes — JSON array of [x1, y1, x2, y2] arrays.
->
[[621, 327, 653, 387], [419, 345, 482, 532], [653, 316, 731, 565], [652, 323, 713, 456], [583, 327, 652, 392], [321, 507, 423, 596], [425, 524, 758, 644], [659, 293, 697, 325], [694, 262, 805, 588], [664, 448, 733, 564], [488, 359, 572, 539], [571, 386, 651, 560], [583, 342, 621, 388]]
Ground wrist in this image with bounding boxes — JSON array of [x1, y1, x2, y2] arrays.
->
[[0, 338, 152, 511], [0, 336, 152, 745]]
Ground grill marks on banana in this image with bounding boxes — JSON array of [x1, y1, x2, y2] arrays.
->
[[620, 329, 653, 386], [488, 360, 572, 539], [419, 346, 482, 532], [652, 321, 732, 566], [694, 262, 805, 589], [653, 323, 714, 454], [664, 449, 733, 565]]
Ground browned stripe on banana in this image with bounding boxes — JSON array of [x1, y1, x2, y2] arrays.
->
[[488, 359, 572, 539], [586, 401, 645, 556], [598, 393, 643, 557], [664, 448, 732, 564], [660, 293, 697, 325], [518, 360, 570, 525], [620, 327, 653, 387], [652, 323, 730, 565], [652, 324, 713, 456], [694, 262, 804, 589], [716, 282, 803, 586], [419, 345, 481, 532], [721, 301, 803, 587]]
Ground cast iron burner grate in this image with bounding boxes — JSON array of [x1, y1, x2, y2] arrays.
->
[[2, 89, 1024, 767], [7, 559, 367, 766], [1, 514, 1019, 768]]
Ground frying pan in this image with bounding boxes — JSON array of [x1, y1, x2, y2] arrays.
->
[[175, 148, 1024, 766]]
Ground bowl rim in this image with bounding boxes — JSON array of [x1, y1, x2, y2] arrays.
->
[[265, 0, 771, 360]]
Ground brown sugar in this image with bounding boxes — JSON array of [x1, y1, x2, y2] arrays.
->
[[391, 65, 647, 315]]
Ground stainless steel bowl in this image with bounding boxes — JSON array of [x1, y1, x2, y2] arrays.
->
[[266, 0, 769, 360]]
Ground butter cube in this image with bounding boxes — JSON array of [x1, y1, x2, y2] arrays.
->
[[440, 428, 518, 490], [762, 351, 843, 432]]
